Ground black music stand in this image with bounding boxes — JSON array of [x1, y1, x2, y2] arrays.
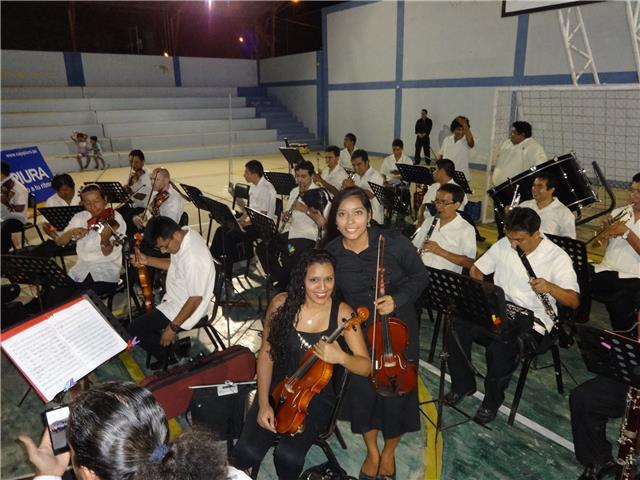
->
[[264, 171, 297, 197], [85, 181, 129, 204], [38, 205, 85, 230], [180, 183, 208, 236], [453, 171, 473, 194], [421, 267, 533, 434], [1, 255, 74, 312], [279, 147, 305, 173], [576, 325, 640, 389], [368, 181, 408, 227], [397, 164, 434, 187], [245, 208, 279, 301]]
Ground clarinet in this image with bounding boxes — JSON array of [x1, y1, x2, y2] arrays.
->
[[279, 192, 301, 233], [417, 215, 439, 254], [515, 246, 558, 325]]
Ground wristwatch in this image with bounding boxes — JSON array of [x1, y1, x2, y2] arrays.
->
[[168, 323, 181, 333]]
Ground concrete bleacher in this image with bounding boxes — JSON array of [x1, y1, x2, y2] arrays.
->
[[1, 86, 306, 172]]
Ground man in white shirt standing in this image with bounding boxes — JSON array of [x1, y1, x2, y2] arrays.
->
[[339, 133, 357, 171], [590, 173, 640, 333], [314, 145, 348, 196], [519, 172, 576, 239], [445, 207, 579, 424], [413, 184, 476, 274], [1, 161, 28, 254], [438, 116, 474, 179], [492, 121, 547, 186], [131, 216, 216, 368], [342, 149, 385, 225], [380, 138, 412, 185]]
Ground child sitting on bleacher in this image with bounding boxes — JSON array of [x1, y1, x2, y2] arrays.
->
[[89, 135, 106, 169], [70, 131, 89, 171]]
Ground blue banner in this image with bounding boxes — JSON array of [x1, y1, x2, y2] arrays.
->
[[1, 146, 54, 203]]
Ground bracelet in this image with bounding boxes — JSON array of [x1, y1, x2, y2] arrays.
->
[[168, 323, 181, 333]]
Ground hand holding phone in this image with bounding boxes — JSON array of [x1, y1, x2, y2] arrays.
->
[[18, 428, 70, 477]]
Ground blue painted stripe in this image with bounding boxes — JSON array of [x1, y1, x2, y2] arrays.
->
[[329, 81, 396, 91], [63, 52, 85, 87], [321, 6, 329, 145], [513, 15, 529, 79], [173, 56, 182, 87], [393, 1, 405, 140], [316, 50, 323, 145], [260, 79, 317, 88]]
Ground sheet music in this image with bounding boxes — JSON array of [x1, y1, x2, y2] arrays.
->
[[1, 298, 127, 402]]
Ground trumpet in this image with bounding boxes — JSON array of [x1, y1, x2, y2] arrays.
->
[[585, 206, 632, 247]]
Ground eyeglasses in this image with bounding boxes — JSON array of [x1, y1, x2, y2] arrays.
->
[[434, 200, 457, 206]]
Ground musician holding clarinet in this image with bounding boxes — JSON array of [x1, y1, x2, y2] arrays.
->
[[446, 207, 579, 424], [325, 187, 428, 480]]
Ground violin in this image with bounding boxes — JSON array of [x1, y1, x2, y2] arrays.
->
[[134, 233, 154, 312], [368, 234, 417, 397], [271, 307, 369, 435], [150, 191, 169, 216], [87, 208, 124, 245]]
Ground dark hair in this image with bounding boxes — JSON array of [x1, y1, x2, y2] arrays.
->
[[51, 173, 75, 191], [512, 121, 532, 138], [245, 159, 264, 177], [421, 109, 428, 114], [438, 183, 465, 205], [435, 158, 455, 179], [294, 160, 315, 176], [90, 136, 98, 142], [504, 207, 541, 235], [324, 186, 372, 244], [351, 149, 368, 164], [534, 172, 558, 191], [267, 250, 336, 366], [145, 216, 180, 245], [450, 116, 469, 132], [79, 183, 106, 199], [392, 138, 403, 149], [632, 172, 640, 183], [344, 133, 357, 144], [129, 149, 145, 161], [1, 161, 11, 176], [325, 145, 340, 158], [69, 381, 168, 480]]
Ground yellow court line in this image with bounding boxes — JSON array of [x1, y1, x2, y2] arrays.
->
[[418, 377, 443, 480]]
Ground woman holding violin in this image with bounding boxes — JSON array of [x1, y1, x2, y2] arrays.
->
[[231, 250, 370, 479], [324, 187, 429, 480]]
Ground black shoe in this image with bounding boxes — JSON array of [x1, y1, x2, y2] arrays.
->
[[473, 405, 498, 425], [149, 353, 178, 370], [174, 337, 191, 358], [577, 460, 615, 480], [1, 284, 20, 304], [444, 387, 476, 407]]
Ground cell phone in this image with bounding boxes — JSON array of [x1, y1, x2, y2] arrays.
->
[[42, 405, 70, 455]]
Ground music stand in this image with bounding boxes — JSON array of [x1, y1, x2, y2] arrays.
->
[[264, 171, 297, 197], [180, 183, 208, 236], [38, 205, 85, 231], [453, 171, 473, 194], [397, 164, 434, 187], [576, 325, 640, 389], [278, 147, 305, 173], [368, 181, 408, 227], [245, 208, 279, 300], [84, 181, 129, 204]]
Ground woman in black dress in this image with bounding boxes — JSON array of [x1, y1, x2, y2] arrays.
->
[[231, 249, 370, 479], [325, 187, 429, 480]]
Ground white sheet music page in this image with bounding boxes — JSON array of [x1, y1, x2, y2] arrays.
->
[[1, 297, 126, 402]]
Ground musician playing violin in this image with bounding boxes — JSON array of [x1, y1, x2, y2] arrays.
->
[[231, 250, 370, 480], [133, 167, 183, 228], [1, 161, 28, 254], [324, 187, 428, 480], [120, 150, 151, 235]]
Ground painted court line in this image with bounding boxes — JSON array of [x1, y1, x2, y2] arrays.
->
[[418, 359, 575, 452]]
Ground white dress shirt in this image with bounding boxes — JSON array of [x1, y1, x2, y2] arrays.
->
[[284, 184, 330, 242], [353, 167, 385, 225], [439, 134, 472, 179], [249, 176, 277, 220], [339, 148, 354, 170], [474, 235, 579, 334], [520, 198, 576, 239], [128, 167, 151, 209], [421, 178, 469, 210], [412, 213, 476, 274], [594, 205, 640, 279], [44, 193, 81, 208], [492, 137, 547, 186], [64, 210, 126, 284], [380, 153, 412, 182], [1, 177, 28, 223], [157, 228, 216, 330], [147, 186, 183, 224], [321, 164, 348, 191]]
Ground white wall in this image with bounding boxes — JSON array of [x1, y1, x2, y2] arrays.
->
[[267, 85, 317, 136], [180, 56, 257, 86], [260, 52, 316, 83], [82, 53, 175, 86], [1, 50, 68, 86]]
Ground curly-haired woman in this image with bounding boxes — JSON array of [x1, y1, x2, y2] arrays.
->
[[231, 249, 370, 479]]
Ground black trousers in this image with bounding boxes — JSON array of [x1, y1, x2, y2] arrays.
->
[[569, 376, 627, 466], [1, 218, 23, 253], [590, 270, 640, 334], [447, 318, 536, 410], [210, 226, 257, 278], [39, 274, 117, 312], [129, 308, 182, 360], [414, 136, 431, 165], [255, 234, 315, 287]]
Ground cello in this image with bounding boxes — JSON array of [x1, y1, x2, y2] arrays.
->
[[271, 307, 369, 435], [133, 233, 154, 312], [368, 234, 417, 397]]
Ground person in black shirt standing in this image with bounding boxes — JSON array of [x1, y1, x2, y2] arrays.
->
[[414, 109, 433, 165], [325, 187, 429, 480]]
